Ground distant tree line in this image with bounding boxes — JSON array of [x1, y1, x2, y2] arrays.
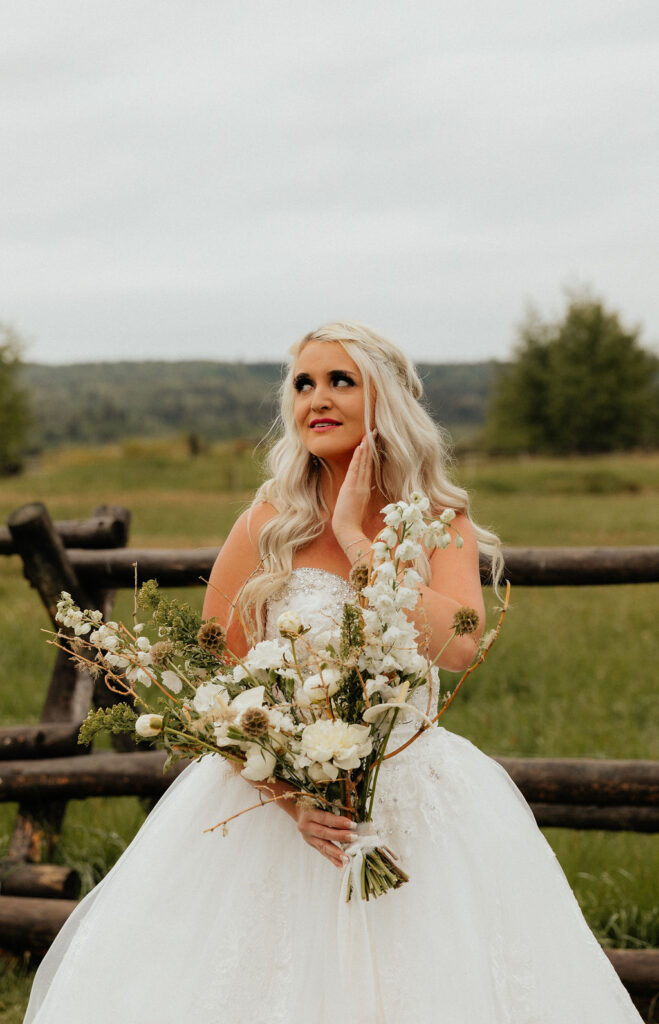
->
[[2, 291, 658, 476], [19, 360, 496, 453]]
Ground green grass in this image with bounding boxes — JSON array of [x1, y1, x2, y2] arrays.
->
[[1, 443, 658, 1017]]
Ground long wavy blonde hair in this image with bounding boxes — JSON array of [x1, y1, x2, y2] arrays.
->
[[240, 321, 502, 635]]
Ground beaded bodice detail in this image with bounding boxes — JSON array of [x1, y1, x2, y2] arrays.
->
[[265, 567, 355, 643], [265, 567, 438, 747]]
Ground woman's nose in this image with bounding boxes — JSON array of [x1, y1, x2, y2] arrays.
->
[[311, 386, 332, 410]]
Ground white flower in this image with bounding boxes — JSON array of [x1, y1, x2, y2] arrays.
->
[[126, 665, 152, 686], [300, 719, 372, 771], [241, 746, 277, 781], [90, 625, 120, 650], [435, 531, 451, 550], [397, 539, 422, 562], [409, 491, 430, 512], [135, 714, 163, 737], [395, 585, 420, 610], [365, 674, 398, 699], [363, 700, 433, 727], [440, 508, 456, 524], [382, 503, 403, 528], [307, 761, 339, 782], [136, 635, 151, 652], [245, 640, 287, 672], [160, 668, 182, 693], [193, 681, 230, 714], [372, 560, 396, 583], [370, 541, 389, 563], [231, 686, 266, 715], [378, 526, 399, 549], [105, 652, 131, 670], [403, 567, 423, 588], [302, 667, 342, 702], [401, 504, 424, 528], [455, 535, 464, 549], [277, 610, 304, 637]]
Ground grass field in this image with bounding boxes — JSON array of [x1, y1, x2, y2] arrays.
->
[[1, 441, 658, 1019]]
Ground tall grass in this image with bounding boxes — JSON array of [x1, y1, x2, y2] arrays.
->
[[1, 443, 658, 1018]]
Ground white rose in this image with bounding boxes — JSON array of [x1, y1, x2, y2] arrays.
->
[[300, 719, 372, 771], [135, 714, 163, 737]]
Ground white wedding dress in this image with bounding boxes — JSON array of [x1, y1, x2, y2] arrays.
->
[[25, 569, 642, 1023]]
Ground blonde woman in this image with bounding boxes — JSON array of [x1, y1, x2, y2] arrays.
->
[[25, 323, 641, 1023]]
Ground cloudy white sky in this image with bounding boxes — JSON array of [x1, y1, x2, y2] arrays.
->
[[2, 1, 658, 365]]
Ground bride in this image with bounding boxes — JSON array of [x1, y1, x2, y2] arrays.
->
[[25, 322, 641, 1022]]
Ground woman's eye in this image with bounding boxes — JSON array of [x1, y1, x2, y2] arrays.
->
[[332, 374, 354, 388], [293, 377, 313, 393]]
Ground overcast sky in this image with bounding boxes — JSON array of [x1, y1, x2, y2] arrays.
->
[[2, 1, 658, 365]]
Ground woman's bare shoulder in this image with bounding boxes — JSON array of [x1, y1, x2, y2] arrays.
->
[[202, 501, 278, 622]]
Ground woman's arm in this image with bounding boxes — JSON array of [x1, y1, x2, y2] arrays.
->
[[415, 512, 485, 671], [202, 502, 277, 657]]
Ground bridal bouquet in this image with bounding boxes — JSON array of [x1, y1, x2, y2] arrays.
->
[[53, 493, 507, 901]]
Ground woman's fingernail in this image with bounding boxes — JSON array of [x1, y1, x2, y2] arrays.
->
[[349, 821, 358, 830]]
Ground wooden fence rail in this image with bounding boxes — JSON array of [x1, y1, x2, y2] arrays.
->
[[62, 544, 659, 589], [2, 504, 658, 1009], [1, 752, 657, 830]]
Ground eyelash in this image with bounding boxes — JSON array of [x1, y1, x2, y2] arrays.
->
[[294, 373, 355, 393]]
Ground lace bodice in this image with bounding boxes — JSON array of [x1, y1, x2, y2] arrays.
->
[[265, 567, 438, 746]]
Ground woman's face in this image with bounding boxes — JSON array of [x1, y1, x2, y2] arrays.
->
[[293, 340, 369, 462]]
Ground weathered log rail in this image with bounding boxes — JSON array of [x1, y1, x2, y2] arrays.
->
[[62, 544, 659, 589], [1, 752, 657, 830], [2, 504, 658, 1006]]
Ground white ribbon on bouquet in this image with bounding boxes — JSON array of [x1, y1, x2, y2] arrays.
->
[[337, 821, 393, 1024]]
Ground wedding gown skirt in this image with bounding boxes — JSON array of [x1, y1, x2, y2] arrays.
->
[[25, 570, 641, 1023]]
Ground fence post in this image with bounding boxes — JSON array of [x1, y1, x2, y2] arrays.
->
[[5, 502, 131, 862]]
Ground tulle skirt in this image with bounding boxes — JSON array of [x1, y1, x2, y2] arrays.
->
[[24, 727, 641, 1023]]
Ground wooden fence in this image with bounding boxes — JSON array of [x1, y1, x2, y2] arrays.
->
[[1, 502, 658, 1011]]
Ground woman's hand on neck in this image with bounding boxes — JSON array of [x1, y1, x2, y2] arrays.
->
[[328, 440, 382, 560]]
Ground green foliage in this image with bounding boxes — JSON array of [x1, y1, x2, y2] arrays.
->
[[78, 704, 138, 746], [486, 291, 659, 454], [137, 580, 218, 671], [20, 360, 497, 451], [340, 603, 365, 660], [0, 323, 32, 475], [575, 869, 659, 949]]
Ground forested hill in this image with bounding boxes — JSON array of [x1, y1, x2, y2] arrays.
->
[[22, 360, 498, 449]]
